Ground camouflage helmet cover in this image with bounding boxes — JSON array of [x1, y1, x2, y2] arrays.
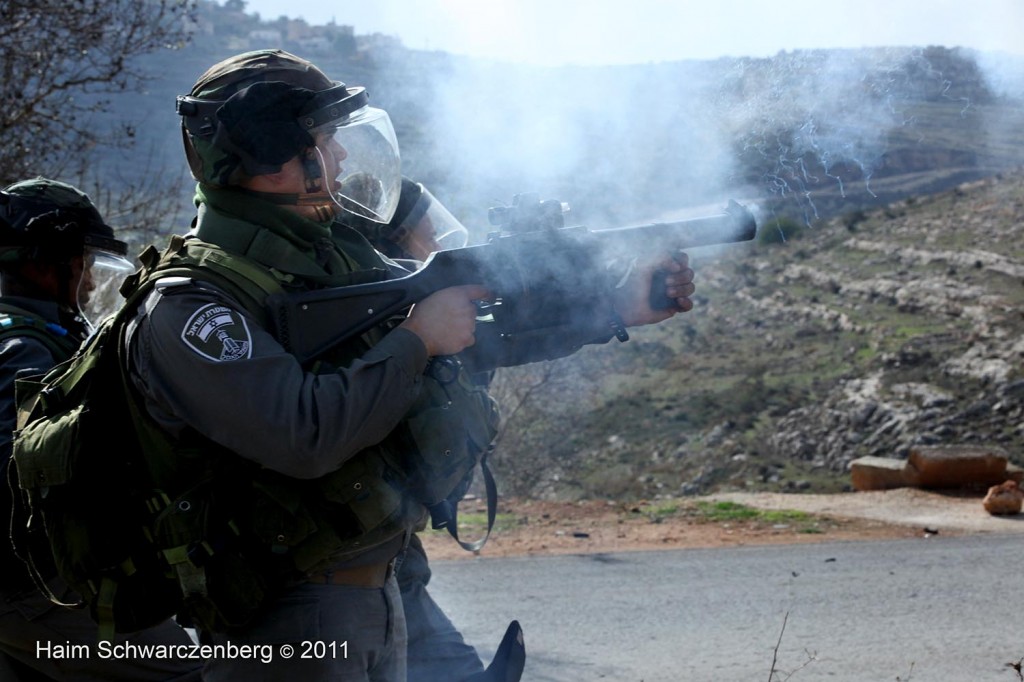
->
[[179, 49, 349, 186], [0, 177, 127, 264]]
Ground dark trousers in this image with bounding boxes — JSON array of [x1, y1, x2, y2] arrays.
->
[[398, 534, 485, 682], [0, 577, 201, 681], [202, 575, 406, 682]]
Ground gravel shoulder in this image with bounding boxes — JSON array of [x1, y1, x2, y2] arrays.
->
[[419, 488, 1024, 561]]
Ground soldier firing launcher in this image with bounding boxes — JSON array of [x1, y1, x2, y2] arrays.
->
[[271, 196, 757, 366]]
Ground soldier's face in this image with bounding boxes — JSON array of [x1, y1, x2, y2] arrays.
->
[[402, 215, 442, 261], [268, 137, 347, 197], [314, 131, 348, 183]]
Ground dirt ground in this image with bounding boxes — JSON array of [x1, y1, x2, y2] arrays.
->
[[419, 488, 1024, 561]]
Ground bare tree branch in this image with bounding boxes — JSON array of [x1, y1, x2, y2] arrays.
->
[[0, 0, 195, 184]]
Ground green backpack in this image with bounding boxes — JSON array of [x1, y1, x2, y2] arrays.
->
[[11, 279, 182, 641], [9, 238, 293, 638]]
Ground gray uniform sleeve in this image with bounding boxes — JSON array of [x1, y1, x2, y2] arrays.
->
[[0, 338, 59, 460], [125, 285, 430, 479]]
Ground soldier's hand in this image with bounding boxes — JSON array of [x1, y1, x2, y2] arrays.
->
[[400, 285, 492, 356], [614, 252, 695, 327]]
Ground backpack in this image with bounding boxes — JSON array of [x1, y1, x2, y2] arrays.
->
[[11, 278, 182, 640], [8, 237, 295, 638], [0, 305, 82, 585]]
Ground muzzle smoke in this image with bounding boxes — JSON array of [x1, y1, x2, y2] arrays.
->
[[379, 45, 1024, 235]]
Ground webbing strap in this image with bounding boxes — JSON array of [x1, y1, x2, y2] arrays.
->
[[431, 450, 498, 553], [163, 545, 209, 598], [4, 461, 84, 611], [96, 578, 118, 642]]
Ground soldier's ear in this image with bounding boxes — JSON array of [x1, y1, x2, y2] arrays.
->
[[237, 155, 305, 193], [15, 260, 62, 299]]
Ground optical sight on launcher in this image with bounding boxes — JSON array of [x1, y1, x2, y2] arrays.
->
[[487, 192, 570, 233], [272, 196, 758, 367]]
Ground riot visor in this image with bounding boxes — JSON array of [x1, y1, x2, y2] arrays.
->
[[309, 101, 401, 225], [76, 244, 134, 329], [387, 186, 469, 261]]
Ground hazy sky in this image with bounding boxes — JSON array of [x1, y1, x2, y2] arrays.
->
[[239, 0, 1024, 65]]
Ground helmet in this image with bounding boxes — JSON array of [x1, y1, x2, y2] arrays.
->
[[354, 177, 469, 261], [0, 178, 134, 326], [0, 178, 129, 266], [176, 49, 401, 224]]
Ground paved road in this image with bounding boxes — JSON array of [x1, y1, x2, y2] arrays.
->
[[428, 534, 1024, 681]]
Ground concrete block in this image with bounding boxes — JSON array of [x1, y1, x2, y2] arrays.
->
[[849, 456, 915, 491]]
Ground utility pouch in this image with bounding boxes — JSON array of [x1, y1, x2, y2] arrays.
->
[[405, 358, 500, 506], [403, 357, 500, 550], [151, 477, 274, 633], [320, 452, 406, 533]]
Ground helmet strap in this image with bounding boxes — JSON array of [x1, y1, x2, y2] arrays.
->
[[229, 187, 337, 224], [299, 149, 336, 222], [302, 148, 324, 189]]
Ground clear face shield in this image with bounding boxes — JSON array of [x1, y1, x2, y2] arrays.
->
[[389, 187, 469, 261], [75, 246, 135, 330], [311, 105, 402, 225]]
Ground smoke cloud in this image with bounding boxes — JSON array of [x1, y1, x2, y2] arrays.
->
[[379, 44, 1024, 235]]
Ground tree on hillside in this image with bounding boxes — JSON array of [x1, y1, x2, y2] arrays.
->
[[0, 0, 195, 185]]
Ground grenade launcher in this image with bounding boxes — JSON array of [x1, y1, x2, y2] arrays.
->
[[270, 196, 757, 366]]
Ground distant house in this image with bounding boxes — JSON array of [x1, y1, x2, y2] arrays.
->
[[357, 33, 403, 52], [249, 29, 283, 47], [297, 36, 331, 54]]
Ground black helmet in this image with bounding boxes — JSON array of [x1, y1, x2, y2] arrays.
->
[[176, 49, 401, 223], [0, 177, 128, 265]]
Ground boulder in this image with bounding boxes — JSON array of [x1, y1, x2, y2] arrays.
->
[[983, 480, 1024, 515], [907, 445, 1016, 489]]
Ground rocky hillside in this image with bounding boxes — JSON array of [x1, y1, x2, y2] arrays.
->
[[488, 170, 1024, 500]]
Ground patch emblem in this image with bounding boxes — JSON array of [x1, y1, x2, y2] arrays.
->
[[181, 304, 252, 362]]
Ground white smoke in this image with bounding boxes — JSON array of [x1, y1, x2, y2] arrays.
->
[[975, 50, 1024, 99], [383, 43, 1023, 235]]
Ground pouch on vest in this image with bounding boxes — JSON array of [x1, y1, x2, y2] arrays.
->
[[403, 357, 500, 549], [150, 474, 277, 633], [318, 451, 408, 535]]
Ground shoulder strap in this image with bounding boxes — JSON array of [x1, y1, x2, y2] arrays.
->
[[0, 305, 79, 361], [127, 235, 288, 328]]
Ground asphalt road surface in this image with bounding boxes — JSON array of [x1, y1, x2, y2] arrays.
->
[[428, 534, 1024, 681]]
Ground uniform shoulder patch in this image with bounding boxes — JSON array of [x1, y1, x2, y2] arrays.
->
[[180, 303, 253, 362]]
